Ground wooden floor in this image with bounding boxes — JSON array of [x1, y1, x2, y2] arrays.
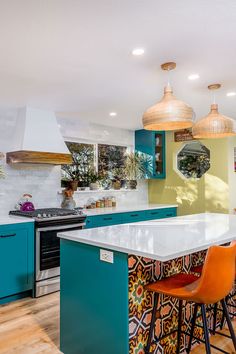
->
[[0, 293, 235, 354]]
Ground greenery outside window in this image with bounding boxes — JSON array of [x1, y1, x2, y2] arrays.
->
[[62, 141, 128, 188]]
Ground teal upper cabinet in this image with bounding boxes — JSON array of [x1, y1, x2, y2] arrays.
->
[[0, 222, 34, 301], [135, 129, 166, 179]]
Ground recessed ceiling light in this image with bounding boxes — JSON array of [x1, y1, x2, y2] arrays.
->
[[188, 73, 200, 80], [58, 124, 61, 129], [132, 48, 145, 56], [226, 92, 236, 97], [109, 112, 117, 117]]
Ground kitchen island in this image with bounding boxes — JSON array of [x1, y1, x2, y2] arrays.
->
[[59, 213, 236, 354]]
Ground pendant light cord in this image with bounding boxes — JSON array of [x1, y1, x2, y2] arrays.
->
[[167, 68, 171, 86]]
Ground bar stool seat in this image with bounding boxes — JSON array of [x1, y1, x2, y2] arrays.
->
[[145, 243, 236, 354], [146, 273, 199, 299]]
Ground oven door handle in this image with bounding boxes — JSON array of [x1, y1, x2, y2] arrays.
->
[[37, 222, 86, 231], [37, 278, 60, 286]]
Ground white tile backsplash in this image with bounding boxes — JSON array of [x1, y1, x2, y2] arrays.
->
[[71, 180, 148, 208], [0, 110, 148, 216], [0, 162, 61, 214]]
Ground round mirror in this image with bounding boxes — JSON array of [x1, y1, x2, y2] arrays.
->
[[177, 141, 210, 179]]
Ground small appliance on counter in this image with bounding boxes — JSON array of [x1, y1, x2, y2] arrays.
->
[[15, 193, 35, 212], [9, 207, 86, 297]]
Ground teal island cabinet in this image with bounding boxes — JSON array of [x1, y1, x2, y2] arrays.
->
[[59, 213, 236, 354], [0, 219, 34, 304], [135, 129, 166, 179]]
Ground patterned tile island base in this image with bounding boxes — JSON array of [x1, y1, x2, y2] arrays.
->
[[128, 251, 235, 354]]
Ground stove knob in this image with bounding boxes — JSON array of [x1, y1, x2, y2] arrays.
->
[[37, 213, 42, 218], [48, 214, 51, 218], [43, 213, 47, 218]]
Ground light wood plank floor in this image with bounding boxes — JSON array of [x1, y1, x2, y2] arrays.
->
[[0, 293, 235, 353]]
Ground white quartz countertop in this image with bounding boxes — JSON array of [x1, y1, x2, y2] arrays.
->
[[0, 216, 34, 226], [58, 213, 236, 262], [84, 203, 177, 216]]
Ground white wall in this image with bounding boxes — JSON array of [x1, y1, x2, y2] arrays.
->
[[0, 109, 147, 215]]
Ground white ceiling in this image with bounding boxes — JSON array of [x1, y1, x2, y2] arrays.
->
[[0, 0, 236, 130]]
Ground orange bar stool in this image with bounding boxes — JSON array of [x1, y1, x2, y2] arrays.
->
[[190, 241, 236, 336], [144, 243, 236, 354]]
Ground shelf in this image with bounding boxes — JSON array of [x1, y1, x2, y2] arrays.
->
[[58, 189, 139, 195]]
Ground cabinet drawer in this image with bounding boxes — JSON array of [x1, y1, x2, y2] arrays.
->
[[145, 208, 177, 220], [86, 214, 123, 228], [122, 211, 146, 224]]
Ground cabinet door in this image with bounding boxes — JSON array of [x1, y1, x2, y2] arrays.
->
[[135, 129, 166, 179], [0, 224, 34, 298]]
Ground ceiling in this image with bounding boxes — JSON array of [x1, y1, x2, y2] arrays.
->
[[0, 0, 236, 130]]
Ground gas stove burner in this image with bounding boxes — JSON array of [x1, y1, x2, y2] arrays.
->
[[9, 207, 85, 221]]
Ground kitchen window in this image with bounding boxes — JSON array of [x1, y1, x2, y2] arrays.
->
[[98, 144, 127, 177], [61, 141, 128, 187]]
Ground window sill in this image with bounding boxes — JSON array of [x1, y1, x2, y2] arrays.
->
[[58, 188, 139, 194]]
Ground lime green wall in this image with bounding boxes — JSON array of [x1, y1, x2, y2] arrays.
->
[[149, 132, 229, 216]]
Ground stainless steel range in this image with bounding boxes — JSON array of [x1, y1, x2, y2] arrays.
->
[[9, 208, 86, 297]]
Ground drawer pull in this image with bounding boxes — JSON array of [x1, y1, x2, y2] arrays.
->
[[166, 213, 173, 217], [150, 212, 159, 215], [130, 214, 138, 217], [0, 233, 16, 238], [103, 217, 112, 221]]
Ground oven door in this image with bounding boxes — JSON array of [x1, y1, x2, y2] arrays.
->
[[36, 222, 85, 282]]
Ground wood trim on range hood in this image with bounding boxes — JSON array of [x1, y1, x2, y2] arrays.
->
[[6, 151, 72, 165]]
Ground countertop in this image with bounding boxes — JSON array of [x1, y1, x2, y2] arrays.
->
[[84, 203, 177, 216], [58, 213, 236, 262], [0, 216, 34, 226]]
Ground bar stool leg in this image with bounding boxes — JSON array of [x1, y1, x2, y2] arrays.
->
[[220, 311, 225, 330], [221, 298, 236, 350], [176, 300, 183, 354], [145, 293, 159, 354], [186, 303, 199, 353], [201, 304, 211, 354], [212, 303, 218, 334]]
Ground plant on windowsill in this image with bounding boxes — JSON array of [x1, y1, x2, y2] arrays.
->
[[88, 169, 102, 190], [123, 152, 153, 189], [110, 167, 126, 190]]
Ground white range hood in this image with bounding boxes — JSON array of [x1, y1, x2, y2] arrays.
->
[[6, 107, 72, 165]]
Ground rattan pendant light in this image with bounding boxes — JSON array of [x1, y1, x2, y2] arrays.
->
[[142, 62, 194, 131], [192, 84, 236, 139]]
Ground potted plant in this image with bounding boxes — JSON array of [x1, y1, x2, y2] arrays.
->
[[110, 167, 126, 190], [61, 166, 79, 191], [124, 152, 152, 189], [88, 169, 101, 190]]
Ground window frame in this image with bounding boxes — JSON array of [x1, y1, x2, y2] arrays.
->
[[63, 137, 132, 173]]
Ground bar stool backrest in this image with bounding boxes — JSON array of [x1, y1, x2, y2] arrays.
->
[[193, 241, 236, 304]]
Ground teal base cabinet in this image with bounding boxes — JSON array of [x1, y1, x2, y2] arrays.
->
[[60, 240, 129, 354], [0, 222, 34, 304], [86, 207, 177, 228]]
